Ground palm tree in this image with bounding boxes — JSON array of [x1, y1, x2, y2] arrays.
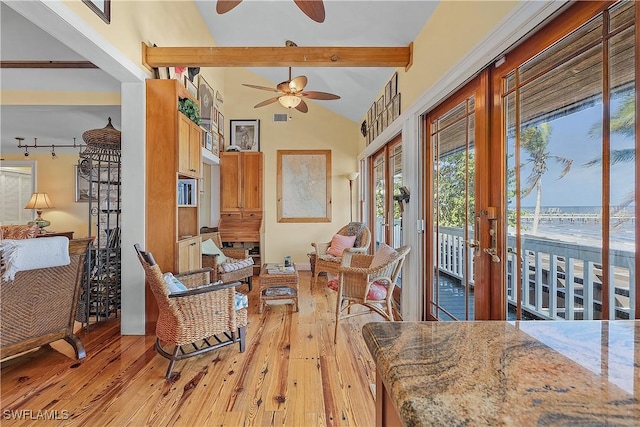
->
[[583, 94, 635, 213], [584, 94, 635, 167], [520, 123, 573, 234]]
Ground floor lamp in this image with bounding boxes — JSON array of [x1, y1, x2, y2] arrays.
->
[[346, 172, 359, 221]]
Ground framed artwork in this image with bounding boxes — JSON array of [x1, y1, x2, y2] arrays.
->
[[392, 93, 401, 119], [204, 131, 212, 151], [82, 0, 110, 24], [376, 95, 385, 116], [198, 75, 214, 133], [390, 71, 398, 96], [74, 165, 115, 203], [184, 75, 197, 98], [212, 132, 220, 156], [385, 80, 392, 105], [212, 107, 219, 132], [230, 119, 260, 151], [277, 150, 331, 223], [218, 111, 224, 136]]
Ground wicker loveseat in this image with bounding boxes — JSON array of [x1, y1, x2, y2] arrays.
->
[[201, 231, 254, 291], [1, 237, 92, 360]]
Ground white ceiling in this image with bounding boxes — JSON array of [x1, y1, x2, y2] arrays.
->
[[0, 1, 437, 155], [195, 0, 437, 121]]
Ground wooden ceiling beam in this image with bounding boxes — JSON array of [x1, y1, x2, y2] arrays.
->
[[0, 61, 97, 69], [142, 44, 412, 68]]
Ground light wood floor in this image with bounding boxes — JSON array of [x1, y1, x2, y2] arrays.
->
[[1, 272, 381, 426]]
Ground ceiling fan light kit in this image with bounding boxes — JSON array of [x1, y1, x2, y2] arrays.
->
[[279, 95, 301, 109]]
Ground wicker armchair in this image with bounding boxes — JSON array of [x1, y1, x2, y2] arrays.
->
[[201, 232, 253, 291], [134, 244, 247, 379], [334, 245, 411, 344], [311, 223, 371, 283], [1, 238, 92, 360]]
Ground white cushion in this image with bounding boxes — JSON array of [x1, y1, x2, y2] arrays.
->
[[163, 272, 187, 294], [202, 238, 227, 263]]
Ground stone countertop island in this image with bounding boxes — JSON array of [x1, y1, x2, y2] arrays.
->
[[362, 321, 640, 426]]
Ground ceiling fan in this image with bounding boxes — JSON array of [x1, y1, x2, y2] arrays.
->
[[216, 0, 325, 23], [242, 67, 340, 113]]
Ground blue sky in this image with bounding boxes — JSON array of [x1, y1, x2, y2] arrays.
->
[[512, 97, 635, 209]]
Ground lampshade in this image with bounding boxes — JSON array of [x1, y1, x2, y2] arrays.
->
[[346, 172, 360, 181], [279, 95, 301, 109], [25, 193, 54, 210], [25, 193, 54, 233]]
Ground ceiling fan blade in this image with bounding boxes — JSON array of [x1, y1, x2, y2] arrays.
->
[[216, 0, 242, 14], [300, 91, 341, 100], [293, 0, 325, 23], [289, 75, 308, 93], [254, 97, 280, 108], [242, 83, 279, 92], [295, 99, 309, 113]]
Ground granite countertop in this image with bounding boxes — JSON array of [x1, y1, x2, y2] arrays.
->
[[363, 321, 640, 426]]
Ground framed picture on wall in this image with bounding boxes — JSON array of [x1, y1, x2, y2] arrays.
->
[[75, 165, 99, 203], [218, 111, 224, 136], [230, 119, 260, 152], [198, 75, 214, 133], [82, 0, 111, 23]]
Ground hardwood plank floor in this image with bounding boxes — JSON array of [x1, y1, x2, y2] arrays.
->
[[1, 272, 382, 426]]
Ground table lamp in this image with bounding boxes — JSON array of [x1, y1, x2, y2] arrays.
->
[[25, 192, 54, 233]]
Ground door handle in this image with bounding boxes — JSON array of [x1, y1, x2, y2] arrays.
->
[[465, 216, 481, 257], [484, 211, 500, 263]]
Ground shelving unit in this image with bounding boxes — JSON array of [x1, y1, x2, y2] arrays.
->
[[146, 79, 202, 333], [76, 119, 122, 328]]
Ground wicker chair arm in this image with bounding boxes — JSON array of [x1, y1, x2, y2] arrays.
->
[[170, 286, 238, 331], [168, 280, 241, 299], [221, 248, 249, 259], [311, 242, 331, 255], [175, 268, 214, 288]]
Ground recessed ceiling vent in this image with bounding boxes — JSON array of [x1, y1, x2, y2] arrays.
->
[[273, 113, 289, 123]]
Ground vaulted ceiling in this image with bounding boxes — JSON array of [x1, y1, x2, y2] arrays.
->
[[0, 1, 437, 154]]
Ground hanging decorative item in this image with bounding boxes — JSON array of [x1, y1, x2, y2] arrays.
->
[[78, 117, 121, 164]]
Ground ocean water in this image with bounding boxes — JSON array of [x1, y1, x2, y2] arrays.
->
[[511, 206, 636, 250]]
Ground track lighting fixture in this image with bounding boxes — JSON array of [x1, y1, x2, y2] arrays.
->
[[15, 137, 84, 159]]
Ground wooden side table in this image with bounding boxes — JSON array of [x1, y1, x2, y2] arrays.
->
[[259, 263, 299, 313]]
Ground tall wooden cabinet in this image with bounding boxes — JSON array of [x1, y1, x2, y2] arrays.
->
[[219, 152, 264, 274], [146, 79, 202, 332]]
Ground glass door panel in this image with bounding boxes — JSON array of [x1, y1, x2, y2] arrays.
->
[[430, 96, 477, 321], [502, 1, 635, 320], [372, 151, 387, 250]]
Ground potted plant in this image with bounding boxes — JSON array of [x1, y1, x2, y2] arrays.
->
[[178, 97, 201, 125]]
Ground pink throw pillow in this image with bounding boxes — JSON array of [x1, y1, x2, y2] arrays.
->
[[370, 243, 398, 268], [367, 280, 389, 300], [326, 234, 357, 257]]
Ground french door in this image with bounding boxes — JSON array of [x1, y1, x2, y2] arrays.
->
[[423, 0, 637, 321], [370, 135, 404, 314], [425, 73, 492, 321], [371, 135, 403, 249]]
